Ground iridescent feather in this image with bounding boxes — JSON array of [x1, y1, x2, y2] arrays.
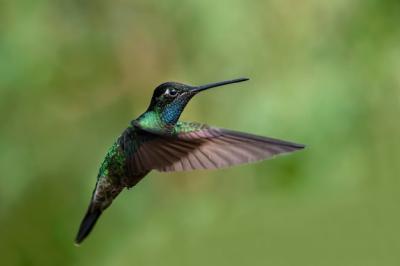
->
[[75, 78, 305, 245]]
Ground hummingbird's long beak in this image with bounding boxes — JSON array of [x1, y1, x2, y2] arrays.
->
[[190, 78, 249, 93]]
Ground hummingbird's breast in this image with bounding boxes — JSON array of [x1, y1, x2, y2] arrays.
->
[[98, 128, 149, 189], [98, 142, 126, 183]]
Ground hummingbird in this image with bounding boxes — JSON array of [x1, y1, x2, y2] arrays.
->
[[75, 78, 305, 245]]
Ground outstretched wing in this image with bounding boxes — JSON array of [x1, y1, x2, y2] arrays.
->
[[122, 122, 305, 174]]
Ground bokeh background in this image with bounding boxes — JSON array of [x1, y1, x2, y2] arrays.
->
[[1, 0, 400, 265]]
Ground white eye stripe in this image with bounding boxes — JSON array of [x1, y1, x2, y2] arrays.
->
[[165, 88, 177, 96]]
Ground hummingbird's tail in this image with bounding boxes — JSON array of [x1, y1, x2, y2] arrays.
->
[[75, 203, 103, 245], [75, 178, 124, 245]]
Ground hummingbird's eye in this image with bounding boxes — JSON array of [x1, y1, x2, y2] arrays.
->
[[165, 88, 178, 97]]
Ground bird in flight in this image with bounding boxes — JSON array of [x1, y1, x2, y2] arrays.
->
[[75, 78, 305, 245]]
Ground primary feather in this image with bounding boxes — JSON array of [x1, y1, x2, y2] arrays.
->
[[123, 122, 305, 174], [75, 78, 305, 245]]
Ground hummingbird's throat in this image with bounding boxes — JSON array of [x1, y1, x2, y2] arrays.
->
[[135, 109, 178, 135], [136, 92, 192, 133]]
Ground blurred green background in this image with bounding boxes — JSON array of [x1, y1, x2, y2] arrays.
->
[[1, 0, 400, 265]]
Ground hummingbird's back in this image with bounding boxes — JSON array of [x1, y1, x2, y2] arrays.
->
[[75, 78, 304, 245]]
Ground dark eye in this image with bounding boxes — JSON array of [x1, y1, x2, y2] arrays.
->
[[165, 88, 178, 97]]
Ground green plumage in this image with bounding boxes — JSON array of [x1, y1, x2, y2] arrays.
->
[[75, 78, 305, 245], [96, 122, 206, 194], [98, 142, 124, 179], [173, 121, 208, 134]]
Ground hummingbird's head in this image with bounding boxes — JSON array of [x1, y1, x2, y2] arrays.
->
[[147, 78, 249, 125]]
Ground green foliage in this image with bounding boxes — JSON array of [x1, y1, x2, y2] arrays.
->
[[1, 0, 399, 265]]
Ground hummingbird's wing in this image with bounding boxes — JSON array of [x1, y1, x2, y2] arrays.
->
[[126, 122, 304, 173]]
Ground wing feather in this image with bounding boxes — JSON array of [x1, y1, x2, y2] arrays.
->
[[122, 122, 305, 175]]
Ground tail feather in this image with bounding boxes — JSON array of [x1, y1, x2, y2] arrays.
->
[[75, 205, 102, 245]]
